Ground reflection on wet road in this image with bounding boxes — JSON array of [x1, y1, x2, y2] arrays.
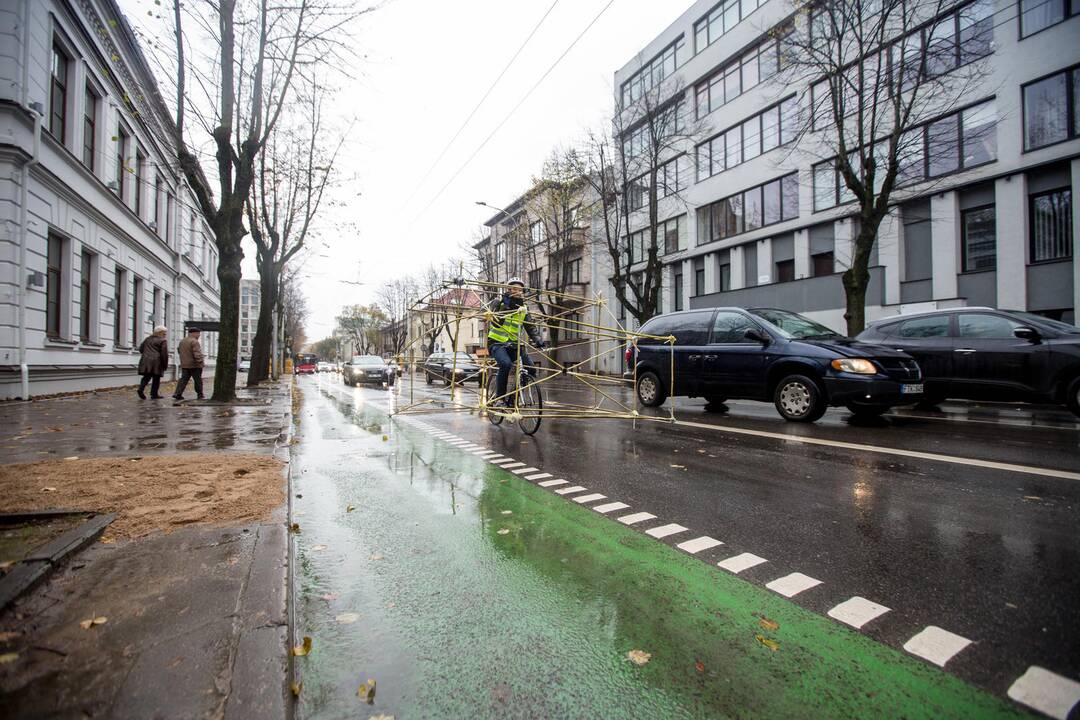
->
[[290, 377, 1038, 718]]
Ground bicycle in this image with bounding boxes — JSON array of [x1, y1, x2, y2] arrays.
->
[[485, 361, 543, 436]]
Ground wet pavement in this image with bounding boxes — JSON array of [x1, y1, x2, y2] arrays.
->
[[289, 374, 1078, 718]]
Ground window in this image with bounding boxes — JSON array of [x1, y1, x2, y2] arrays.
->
[[694, 0, 763, 53], [927, 116, 960, 177], [775, 259, 795, 283], [697, 173, 798, 245], [135, 148, 146, 217], [495, 242, 505, 264], [781, 174, 799, 221], [812, 251, 834, 277], [152, 287, 162, 325], [80, 250, 95, 341], [958, 313, 1022, 338], [153, 176, 163, 230], [744, 186, 763, 231], [46, 233, 64, 338], [961, 206, 996, 271], [1020, 0, 1077, 37], [674, 272, 683, 311], [898, 315, 950, 338], [1023, 66, 1079, 151], [114, 268, 126, 346], [530, 221, 545, 246], [696, 96, 796, 181], [662, 216, 683, 254], [711, 311, 756, 343], [49, 42, 69, 143], [131, 277, 143, 346], [719, 262, 731, 291], [813, 161, 837, 212], [694, 257, 705, 296], [164, 293, 171, 330], [1030, 188, 1072, 262], [528, 269, 542, 290], [116, 127, 129, 199], [621, 38, 686, 107], [83, 85, 98, 170], [562, 258, 582, 285]]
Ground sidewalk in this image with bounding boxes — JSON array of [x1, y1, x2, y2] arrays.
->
[[0, 380, 294, 719]]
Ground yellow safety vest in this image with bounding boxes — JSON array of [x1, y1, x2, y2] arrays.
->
[[488, 306, 527, 344]]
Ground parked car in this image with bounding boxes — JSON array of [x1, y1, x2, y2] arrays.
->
[[422, 352, 484, 385], [317, 361, 334, 373], [343, 355, 395, 387], [627, 307, 924, 422], [856, 307, 1080, 417]]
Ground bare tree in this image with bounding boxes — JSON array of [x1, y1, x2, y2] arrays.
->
[[337, 304, 387, 356], [280, 268, 309, 358], [376, 277, 416, 357], [779, 0, 993, 333]]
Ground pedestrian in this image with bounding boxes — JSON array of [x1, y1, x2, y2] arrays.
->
[[173, 326, 206, 401], [137, 325, 169, 399]]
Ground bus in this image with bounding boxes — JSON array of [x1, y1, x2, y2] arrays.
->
[[294, 353, 319, 375]]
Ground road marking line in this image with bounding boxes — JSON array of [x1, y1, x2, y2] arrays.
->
[[645, 523, 688, 539], [554, 485, 587, 495], [525, 473, 553, 481], [673, 418, 1080, 481], [500, 462, 526, 470], [474, 449, 496, 455], [1007, 666, 1080, 719], [765, 572, 823, 598], [828, 597, 891, 629], [484, 455, 506, 461], [618, 512, 657, 525], [512, 467, 540, 475], [676, 536, 723, 554], [903, 626, 972, 668], [538, 479, 568, 487], [491, 458, 519, 466], [593, 502, 630, 514], [573, 493, 606, 504], [717, 553, 768, 574]]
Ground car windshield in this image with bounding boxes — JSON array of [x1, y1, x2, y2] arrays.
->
[[450, 353, 476, 362], [749, 308, 841, 339], [352, 356, 384, 365], [1007, 311, 1080, 334]]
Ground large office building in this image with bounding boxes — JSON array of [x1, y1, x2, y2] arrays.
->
[[0, 0, 222, 398], [613, 0, 1079, 331], [239, 279, 260, 360]]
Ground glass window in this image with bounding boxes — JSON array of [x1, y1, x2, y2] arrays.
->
[[761, 106, 780, 152], [724, 0, 740, 32], [696, 85, 709, 119], [83, 85, 97, 170], [812, 252, 834, 277], [814, 161, 836, 211], [959, 0, 994, 63], [670, 312, 711, 344], [115, 127, 128, 199], [711, 311, 757, 343], [780, 97, 798, 144], [709, 75, 723, 113], [898, 315, 950, 338], [927, 116, 960, 177], [743, 117, 760, 160], [759, 41, 778, 80], [80, 251, 93, 341], [694, 258, 705, 296], [962, 206, 996, 271], [962, 101, 997, 167], [697, 144, 711, 181], [727, 194, 744, 235], [47, 234, 63, 337], [725, 127, 742, 168], [1023, 71, 1070, 150], [711, 135, 725, 173], [50, 43, 68, 143], [724, 65, 741, 103], [1030, 188, 1073, 262], [763, 180, 781, 225], [135, 148, 145, 217], [664, 218, 681, 254], [695, 23, 708, 54], [1020, 0, 1065, 37], [958, 313, 1022, 338], [719, 262, 731, 291], [781, 173, 799, 221], [925, 16, 958, 78], [897, 128, 926, 186], [696, 206, 712, 245], [744, 186, 763, 230]]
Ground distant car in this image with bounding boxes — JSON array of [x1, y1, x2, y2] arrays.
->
[[627, 307, 923, 422], [856, 307, 1080, 417], [423, 352, 483, 385], [294, 359, 317, 375], [238, 358, 251, 372], [317, 361, 334, 373], [343, 355, 395, 387]]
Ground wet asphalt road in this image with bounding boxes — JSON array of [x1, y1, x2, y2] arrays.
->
[[303, 372, 1080, 714]]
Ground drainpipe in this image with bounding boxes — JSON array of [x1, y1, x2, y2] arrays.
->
[[17, 0, 41, 400]]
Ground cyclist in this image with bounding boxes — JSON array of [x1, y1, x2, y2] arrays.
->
[[486, 277, 544, 406]]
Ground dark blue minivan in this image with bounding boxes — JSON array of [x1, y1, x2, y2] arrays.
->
[[627, 307, 924, 422]]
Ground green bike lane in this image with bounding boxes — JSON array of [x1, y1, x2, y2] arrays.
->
[[289, 381, 1027, 719]]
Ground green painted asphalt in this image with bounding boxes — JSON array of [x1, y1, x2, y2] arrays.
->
[[291, 384, 1027, 719]]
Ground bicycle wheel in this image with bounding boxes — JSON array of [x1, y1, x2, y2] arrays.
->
[[517, 372, 543, 435], [486, 373, 504, 426]]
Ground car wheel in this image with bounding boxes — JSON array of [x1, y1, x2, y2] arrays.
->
[[636, 371, 667, 408], [425, 373, 432, 385], [1066, 376, 1080, 418], [704, 395, 727, 405], [846, 403, 890, 418], [774, 374, 827, 422]]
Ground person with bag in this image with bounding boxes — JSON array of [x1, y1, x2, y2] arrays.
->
[[137, 326, 170, 399]]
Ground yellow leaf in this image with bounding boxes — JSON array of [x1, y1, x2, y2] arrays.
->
[[312, 545, 328, 552], [80, 616, 107, 629], [290, 681, 302, 697], [501, 510, 513, 515], [382, 435, 389, 441], [335, 612, 360, 624], [64, 456, 79, 461], [627, 649, 651, 665], [497, 528, 510, 535], [292, 636, 313, 656], [755, 634, 780, 651], [346, 505, 355, 512], [42, 487, 57, 492], [99, 536, 115, 544], [759, 618, 779, 632], [357, 681, 368, 697], [0, 652, 18, 664], [669, 464, 685, 469], [361, 678, 376, 704], [369, 715, 395, 720]]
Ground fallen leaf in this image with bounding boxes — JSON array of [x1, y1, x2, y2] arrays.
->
[[669, 464, 685, 470], [312, 545, 328, 552], [346, 505, 355, 512], [755, 634, 780, 651], [79, 616, 108, 629], [759, 618, 779, 632], [369, 715, 395, 720], [292, 636, 313, 656], [0, 652, 18, 664], [382, 435, 389, 442], [362, 678, 376, 704], [697, 449, 706, 454], [41, 486, 57, 492], [1022, 495, 1042, 501], [368, 553, 384, 561], [695, 660, 705, 673], [335, 612, 360, 624], [497, 528, 510, 535], [290, 681, 302, 697], [290, 523, 301, 533], [627, 649, 651, 666], [47, 426, 63, 432], [99, 536, 115, 544], [63, 456, 79, 461], [501, 510, 513, 515]]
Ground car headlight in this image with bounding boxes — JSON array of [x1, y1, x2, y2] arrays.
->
[[830, 358, 878, 375]]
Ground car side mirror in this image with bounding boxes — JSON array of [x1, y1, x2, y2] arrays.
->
[[1013, 327, 1041, 343], [744, 328, 769, 344]]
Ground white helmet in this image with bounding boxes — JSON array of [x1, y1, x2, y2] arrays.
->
[[507, 277, 525, 288]]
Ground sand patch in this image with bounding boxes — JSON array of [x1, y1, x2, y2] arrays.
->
[[0, 453, 285, 539]]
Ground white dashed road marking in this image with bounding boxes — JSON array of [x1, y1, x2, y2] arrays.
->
[[765, 572, 823, 598], [592, 502, 629, 514], [1007, 667, 1080, 720], [903, 626, 972, 668], [676, 536, 723, 554], [538, 479, 568, 487], [717, 553, 768, 574], [498, 462, 526, 470], [828, 597, 891, 629], [512, 467, 540, 475], [572, 493, 606, 504], [617, 512, 656, 525], [525, 473, 553, 481], [554, 485, 587, 495], [645, 523, 689, 539]]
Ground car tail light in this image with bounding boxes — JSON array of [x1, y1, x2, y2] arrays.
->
[[625, 345, 633, 365]]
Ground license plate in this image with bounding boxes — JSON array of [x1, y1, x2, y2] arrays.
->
[[901, 383, 923, 394]]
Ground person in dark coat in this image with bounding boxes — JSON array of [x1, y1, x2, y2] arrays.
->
[[137, 326, 169, 399]]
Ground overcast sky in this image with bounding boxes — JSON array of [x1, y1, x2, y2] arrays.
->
[[122, 0, 686, 341]]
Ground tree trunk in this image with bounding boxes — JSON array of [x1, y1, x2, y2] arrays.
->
[[841, 218, 882, 336], [211, 208, 244, 402], [247, 256, 277, 385]]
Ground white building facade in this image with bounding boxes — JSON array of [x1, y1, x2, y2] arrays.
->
[[0, 0, 221, 399], [613, 0, 1080, 331], [239, 279, 259, 360]]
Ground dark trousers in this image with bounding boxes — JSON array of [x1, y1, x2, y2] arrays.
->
[[174, 368, 204, 399], [138, 374, 161, 397], [490, 343, 533, 399]]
